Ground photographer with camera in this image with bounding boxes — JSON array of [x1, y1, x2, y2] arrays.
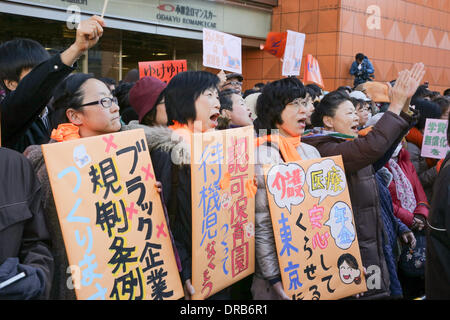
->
[[350, 53, 375, 88]]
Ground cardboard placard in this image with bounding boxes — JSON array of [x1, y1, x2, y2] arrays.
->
[[42, 129, 184, 300], [191, 126, 255, 299], [202, 28, 242, 73], [264, 156, 367, 300], [138, 60, 187, 83], [282, 30, 305, 77], [421, 119, 449, 159]]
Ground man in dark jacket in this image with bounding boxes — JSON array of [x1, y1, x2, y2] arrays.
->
[[425, 113, 450, 299], [0, 15, 105, 152], [350, 53, 375, 88], [0, 147, 53, 299]]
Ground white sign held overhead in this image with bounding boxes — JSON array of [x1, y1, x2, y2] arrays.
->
[[282, 30, 306, 77], [203, 28, 242, 73]]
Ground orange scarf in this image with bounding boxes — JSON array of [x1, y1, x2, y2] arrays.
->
[[50, 123, 80, 142], [255, 134, 302, 162], [168, 120, 192, 145], [358, 126, 373, 136], [406, 127, 437, 168]]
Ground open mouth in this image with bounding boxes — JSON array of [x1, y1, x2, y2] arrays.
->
[[343, 274, 350, 280], [351, 124, 359, 133], [297, 118, 306, 129], [210, 113, 220, 127]]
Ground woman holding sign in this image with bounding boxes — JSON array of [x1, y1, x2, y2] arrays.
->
[[304, 63, 426, 299], [24, 73, 122, 299], [252, 77, 321, 300], [139, 71, 232, 300]]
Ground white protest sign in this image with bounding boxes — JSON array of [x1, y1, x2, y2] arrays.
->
[[282, 30, 305, 77], [203, 28, 242, 73]]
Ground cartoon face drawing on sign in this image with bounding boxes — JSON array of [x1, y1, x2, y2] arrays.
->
[[337, 253, 361, 285]]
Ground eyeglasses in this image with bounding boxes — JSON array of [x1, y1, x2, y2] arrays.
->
[[287, 98, 306, 108], [225, 81, 242, 86], [80, 96, 118, 109]]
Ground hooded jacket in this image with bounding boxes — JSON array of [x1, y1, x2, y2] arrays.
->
[[303, 110, 415, 299]]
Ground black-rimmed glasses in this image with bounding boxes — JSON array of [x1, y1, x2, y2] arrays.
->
[[80, 96, 118, 108]]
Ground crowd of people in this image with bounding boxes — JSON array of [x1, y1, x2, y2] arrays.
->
[[0, 15, 449, 300]]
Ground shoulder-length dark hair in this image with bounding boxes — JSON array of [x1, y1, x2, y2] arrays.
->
[[50, 73, 95, 128], [255, 77, 305, 132], [310, 90, 351, 127], [165, 71, 219, 125]]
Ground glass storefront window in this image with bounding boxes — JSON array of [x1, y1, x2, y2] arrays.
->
[[0, 12, 203, 83]]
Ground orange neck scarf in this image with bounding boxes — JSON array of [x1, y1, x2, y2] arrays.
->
[[168, 120, 193, 145], [50, 123, 80, 142], [256, 134, 302, 162]]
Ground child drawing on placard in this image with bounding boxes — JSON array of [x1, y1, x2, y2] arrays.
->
[[337, 253, 362, 285], [223, 38, 241, 70]]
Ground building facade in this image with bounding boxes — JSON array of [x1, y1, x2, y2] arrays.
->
[[0, 0, 274, 80], [1, 0, 448, 93], [243, 0, 450, 93]]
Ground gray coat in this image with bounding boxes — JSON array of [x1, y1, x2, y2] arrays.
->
[[251, 141, 320, 299]]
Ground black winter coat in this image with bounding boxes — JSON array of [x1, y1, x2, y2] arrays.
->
[[0, 54, 75, 152], [0, 147, 53, 299]]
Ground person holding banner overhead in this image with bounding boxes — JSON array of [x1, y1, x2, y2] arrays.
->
[[252, 77, 321, 300], [304, 63, 426, 299], [0, 15, 105, 152]]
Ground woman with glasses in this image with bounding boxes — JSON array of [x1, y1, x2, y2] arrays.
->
[[303, 64, 425, 299], [23, 73, 122, 299], [251, 77, 321, 300]]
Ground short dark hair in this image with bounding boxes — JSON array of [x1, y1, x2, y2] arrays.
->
[[311, 90, 351, 127], [305, 83, 322, 97], [336, 86, 352, 95], [114, 81, 138, 124], [413, 98, 442, 131], [255, 77, 305, 132], [443, 88, 450, 96], [50, 73, 96, 128], [355, 53, 365, 61], [219, 89, 239, 113], [0, 38, 50, 85], [337, 253, 359, 270], [432, 96, 450, 118], [412, 84, 432, 100], [305, 86, 318, 100], [99, 77, 117, 88], [243, 88, 258, 99], [350, 97, 365, 110], [165, 71, 219, 125]]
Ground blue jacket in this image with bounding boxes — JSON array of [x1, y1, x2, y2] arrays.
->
[[376, 168, 410, 297], [350, 57, 374, 86]]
